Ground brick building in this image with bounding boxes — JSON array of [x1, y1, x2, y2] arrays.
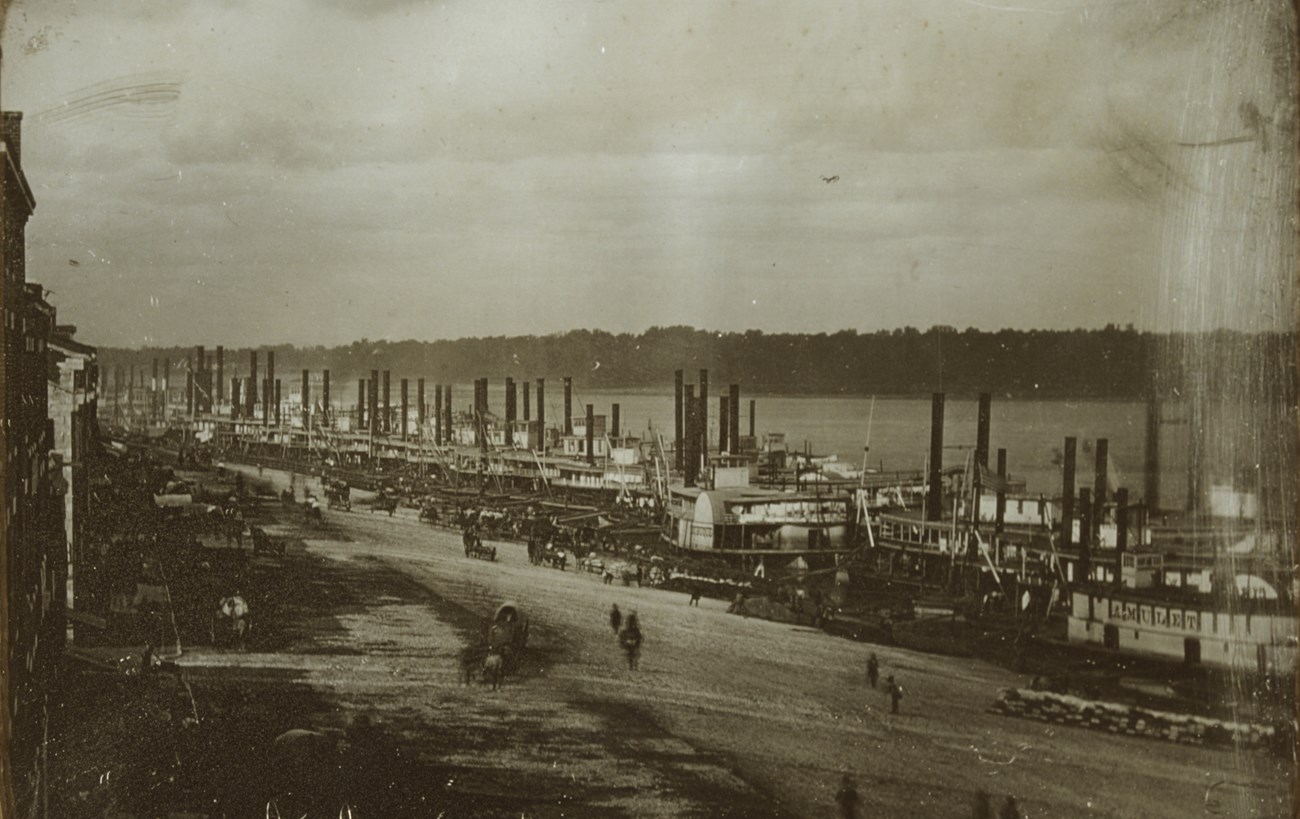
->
[[1, 106, 63, 817]]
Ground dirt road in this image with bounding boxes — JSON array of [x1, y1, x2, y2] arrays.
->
[[178, 467, 1291, 817]]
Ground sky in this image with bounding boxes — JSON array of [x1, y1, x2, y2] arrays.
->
[[1, 0, 1294, 348]]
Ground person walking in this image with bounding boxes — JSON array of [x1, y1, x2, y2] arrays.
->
[[609, 603, 622, 634], [834, 773, 861, 819], [886, 675, 903, 714], [619, 612, 643, 671], [866, 653, 880, 689]]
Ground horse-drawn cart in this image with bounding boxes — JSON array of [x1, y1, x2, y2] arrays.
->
[[324, 479, 351, 511], [484, 602, 529, 668], [463, 527, 497, 561]]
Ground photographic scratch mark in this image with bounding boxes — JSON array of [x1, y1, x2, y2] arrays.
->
[[955, 0, 1066, 14], [33, 72, 186, 127]]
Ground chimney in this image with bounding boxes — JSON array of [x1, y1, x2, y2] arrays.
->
[[3, 111, 23, 166]]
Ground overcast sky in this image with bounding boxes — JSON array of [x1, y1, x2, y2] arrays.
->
[[1, 0, 1293, 348]]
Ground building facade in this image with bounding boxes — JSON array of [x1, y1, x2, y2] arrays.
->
[[1, 108, 62, 818]]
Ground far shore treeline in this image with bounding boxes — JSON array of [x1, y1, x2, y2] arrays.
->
[[98, 326, 1295, 400]]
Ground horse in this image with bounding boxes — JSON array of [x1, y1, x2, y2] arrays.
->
[[482, 651, 504, 691]]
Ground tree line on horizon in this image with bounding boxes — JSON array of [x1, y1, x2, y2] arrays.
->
[[98, 325, 1295, 400]]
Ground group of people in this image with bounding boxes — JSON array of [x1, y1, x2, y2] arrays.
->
[[608, 604, 642, 670]]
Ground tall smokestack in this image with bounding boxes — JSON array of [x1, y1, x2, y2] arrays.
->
[[974, 392, 991, 513], [1114, 487, 1129, 587], [417, 378, 425, 430], [749, 399, 755, 439], [216, 345, 224, 404], [1144, 387, 1160, 512], [267, 350, 275, 423], [523, 380, 531, 421], [231, 379, 241, 420], [505, 377, 516, 445], [302, 369, 310, 429], [382, 370, 391, 434], [323, 370, 331, 423], [1078, 488, 1092, 583], [1062, 437, 1077, 551], [400, 378, 409, 440], [995, 448, 1007, 534], [698, 369, 709, 460], [434, 385, 443, 444], [358, 380, 366, 429], [1093, 438, 1109, 545], [586, 404, 595, 466], [684, 385, 697, 485], [369, 370, 379, 435], [611, 403, 620, 438], [163, 357, 171, 417], [729, 384, 740, 454], [274, 379, 282, 426], [536, 379, 546, 451], [563, 377, 573, 436], [719, 396, 729, 453], [674, 369, 684, 471], [926, 393, 945, 521], [444, 385, 452, 445], [247, 352, 257, 419]]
